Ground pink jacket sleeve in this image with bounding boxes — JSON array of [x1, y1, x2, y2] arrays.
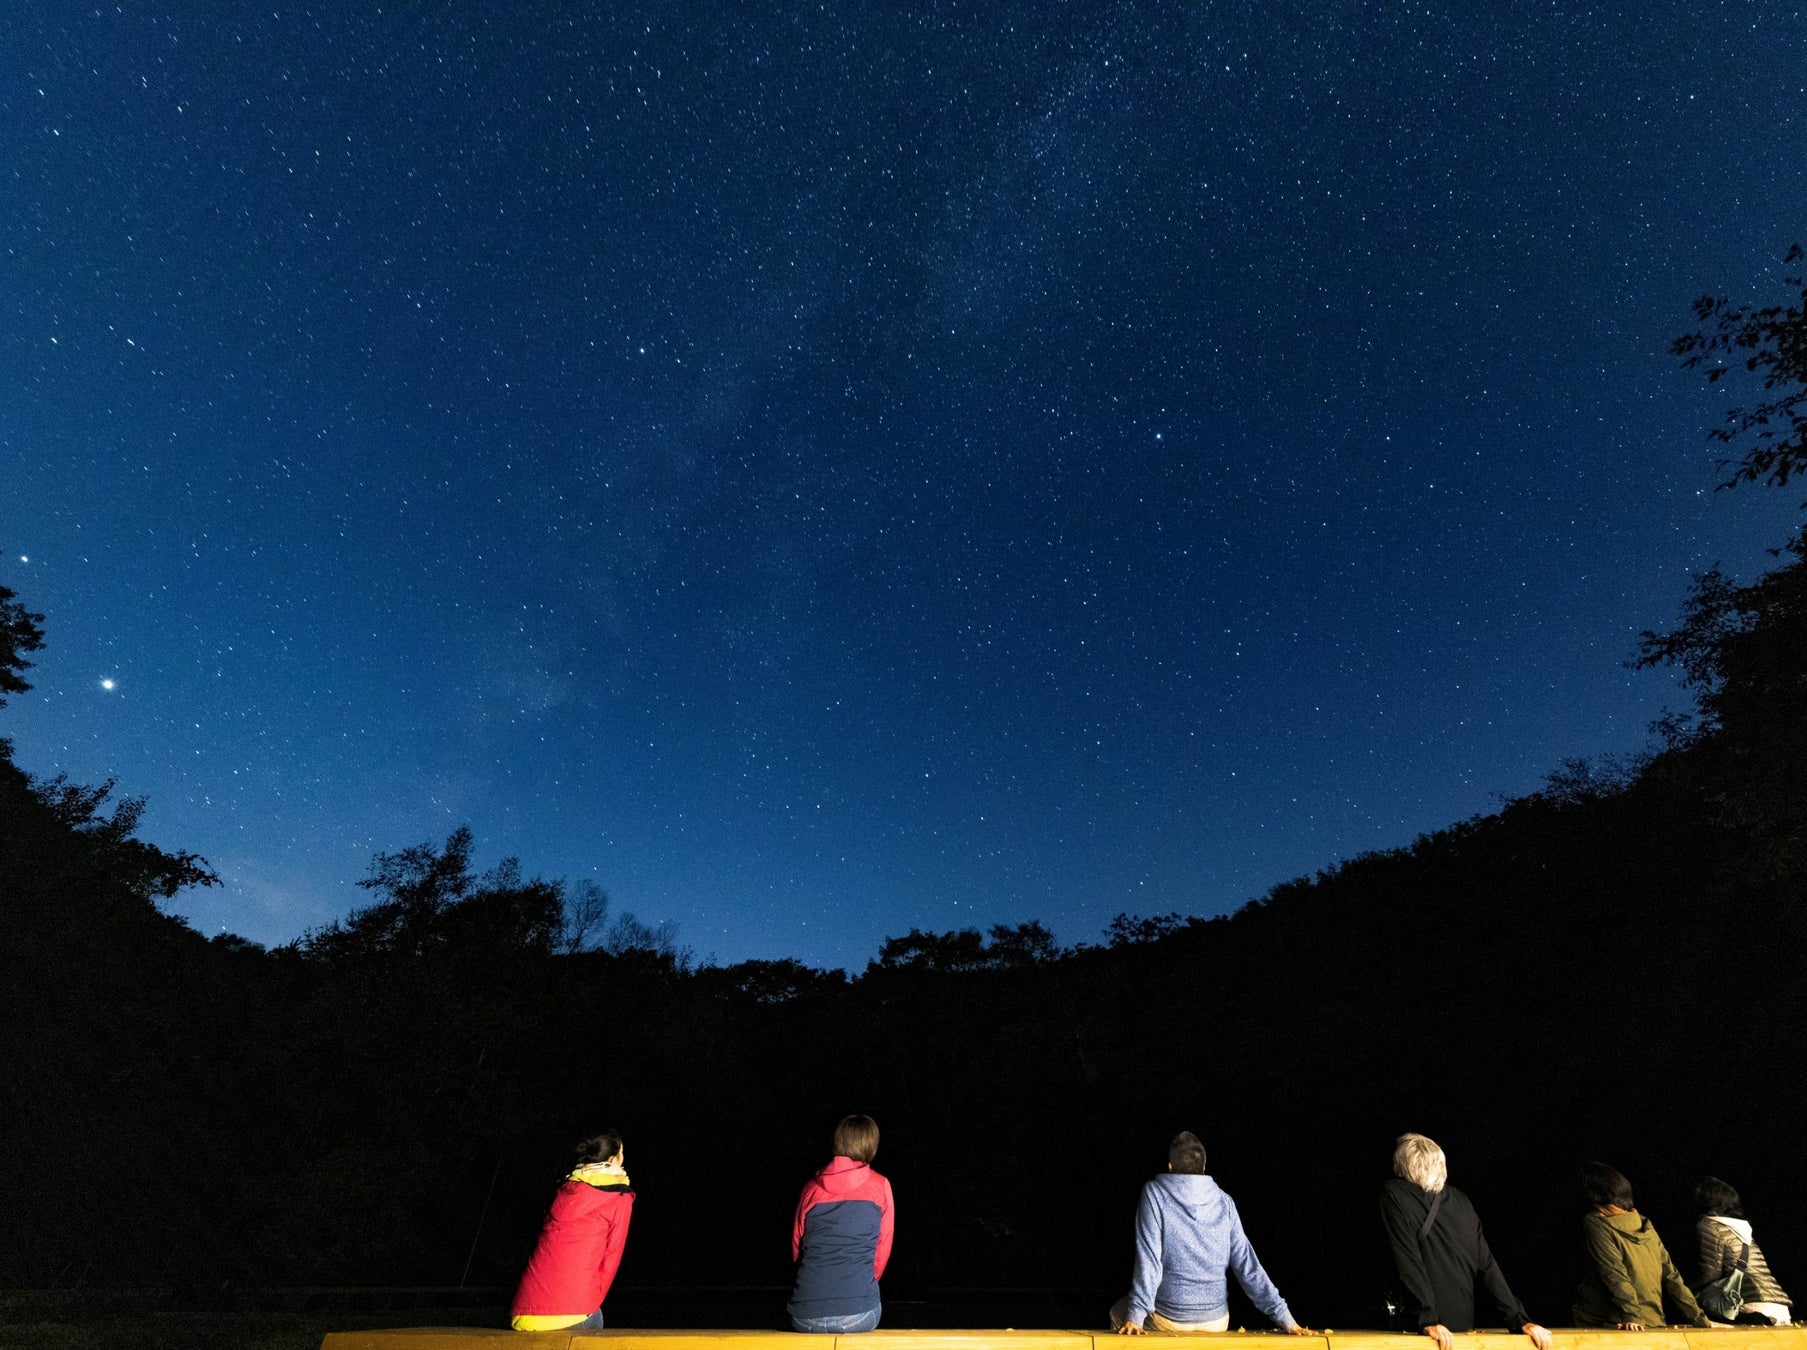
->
[[790, 1182, 815, 1262], [873, 1177, 895, 1279]]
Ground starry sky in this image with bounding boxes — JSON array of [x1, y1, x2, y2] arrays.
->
[[3, 3, 1803, 970]]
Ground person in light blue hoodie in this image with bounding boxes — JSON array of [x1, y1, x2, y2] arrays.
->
[[1110, 1132, 1312, 1336]]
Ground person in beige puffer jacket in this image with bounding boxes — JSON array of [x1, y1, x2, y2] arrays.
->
[[1693, 1176, 1794, 1325]]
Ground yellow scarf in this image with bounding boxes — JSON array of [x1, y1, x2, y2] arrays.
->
[[568, 1161, 630, 1188]]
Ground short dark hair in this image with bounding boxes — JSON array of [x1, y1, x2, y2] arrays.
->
[[575, 1131, 624, 1165], [833, 1114, 880, 1163], [1581, 1161, 1634, 1210], [1694, 1176, 1747, 1220], [1169, 1131, 1207, 1175]]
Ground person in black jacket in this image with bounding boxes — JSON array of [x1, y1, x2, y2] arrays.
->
[[1382, 1133, 1551, 1350]]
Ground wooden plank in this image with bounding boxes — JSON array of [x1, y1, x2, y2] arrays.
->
[[1545, 1334, 1694, 1350], [1684, 1333, 1807, 1350], [317, 1329, 1807, 1350], [599, 1337, 827, 1344], [1328, 1335, 1529, 1350], [832, 1334, 1094, 1350], [321, 1330, 571, 1350]]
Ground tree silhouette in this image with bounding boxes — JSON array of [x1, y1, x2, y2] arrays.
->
[[1674, 243, 1807, 492], [559, 877, 612, 954], [1637, 533, 1807, 872], [1104, 910, 1189, 947], [0, 580, 214, 903], [1652, 245, 1807, 871], [0, 581, 45, 708], [299, 827, 564, 961], [868, 921, 1062, 973]]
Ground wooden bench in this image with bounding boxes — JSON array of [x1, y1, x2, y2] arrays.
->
[[321, 1327, 1807, 1350]]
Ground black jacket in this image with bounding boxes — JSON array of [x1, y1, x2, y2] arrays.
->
[[1383, 1178, 1530, 1332]]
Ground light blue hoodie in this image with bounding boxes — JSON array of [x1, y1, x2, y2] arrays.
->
[[1127, 1173, 1297, 1329]]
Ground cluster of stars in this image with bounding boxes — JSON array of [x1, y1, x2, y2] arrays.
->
[[1, 3, 1803, 968]]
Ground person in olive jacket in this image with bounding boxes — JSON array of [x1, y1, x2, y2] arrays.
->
[[1573, 1162, 1708, 1329], [1382, 1133, 1551, 1350]]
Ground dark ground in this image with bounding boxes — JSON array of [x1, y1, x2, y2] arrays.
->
[[0, 1286, 1132, 1350]]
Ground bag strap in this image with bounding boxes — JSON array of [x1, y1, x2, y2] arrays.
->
[[1737, 1242, 1751, 1275], [1420, 1188, 1444, 1239]]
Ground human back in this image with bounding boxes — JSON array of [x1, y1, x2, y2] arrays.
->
[[1380, 1132, 1542, 1349], [511, 1130, 635, 1333], [1693, 1176, 1794, 1325], [1382, 1176, 1495, 1331], [1111, 1131, 1301, 1336], [787, 1113, 894, 1334], [1572, 1161, 1706, 1330], [1140, 1172, 1253, 1316]]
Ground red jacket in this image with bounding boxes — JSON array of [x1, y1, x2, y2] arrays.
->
[[512, 1173, 635, 1319]]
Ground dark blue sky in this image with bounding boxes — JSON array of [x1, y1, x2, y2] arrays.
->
[[3, 3, 1803, 970]]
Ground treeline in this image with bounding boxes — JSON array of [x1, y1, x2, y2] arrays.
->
[[1, 263, 1804, 1323]]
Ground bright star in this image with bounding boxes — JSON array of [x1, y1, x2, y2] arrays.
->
[[100, 678, 115, 691]]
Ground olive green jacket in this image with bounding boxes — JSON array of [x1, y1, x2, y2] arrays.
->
[[1574, 1210, 1708, 1328]]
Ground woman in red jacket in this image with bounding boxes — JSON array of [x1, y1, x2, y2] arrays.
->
[[511, 1131, 635, 1332]]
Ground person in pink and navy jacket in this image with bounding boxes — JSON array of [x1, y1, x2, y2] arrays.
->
[[510, 1130, 635, 1332], [787, 1114, 895, 1333]]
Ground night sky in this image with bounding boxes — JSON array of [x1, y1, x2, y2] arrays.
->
[[4, 4, 1803, 970]]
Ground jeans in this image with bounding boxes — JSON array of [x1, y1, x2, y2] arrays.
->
[[790, 1305, 882, 1334]]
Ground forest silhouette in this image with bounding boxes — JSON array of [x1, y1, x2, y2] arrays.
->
[[1, 261, 1804, 1328]]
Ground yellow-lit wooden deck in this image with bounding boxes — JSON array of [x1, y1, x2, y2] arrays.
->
[[320, 1327, 1807, 1350]]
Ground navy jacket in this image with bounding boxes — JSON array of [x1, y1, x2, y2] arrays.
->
[[788, 1157, 895, 1320]]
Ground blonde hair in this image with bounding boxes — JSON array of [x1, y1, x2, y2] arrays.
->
[[1393, 1132, 1447, 1192]]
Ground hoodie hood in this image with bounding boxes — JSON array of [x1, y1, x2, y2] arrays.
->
[[1601, 1210, 1654, 1241], [1152, 1172, 1227, 1223], [816, 1156, 876, 1193]]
